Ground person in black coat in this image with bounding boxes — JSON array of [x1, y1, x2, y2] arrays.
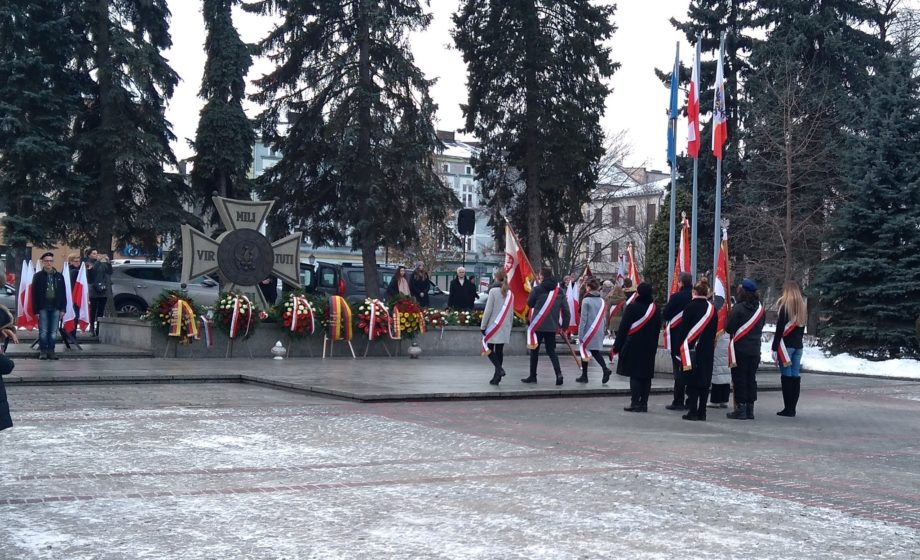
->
[[662, 272, 693, 411], [86, 250, 112, 337], [409, 264, 431, 307], [670, 277, 718, 421], [31, 252, 67, 360], [725, 278, 766, 420], [447, 267, 476, 310], [615, 282, 662, 412], [523, 266, 570, 385], [1, 303, 17, 431]]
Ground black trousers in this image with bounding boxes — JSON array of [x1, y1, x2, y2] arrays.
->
[[629, 377, 652, 406], [581, 350, 609, 375], [530, 331, 562, 376], [670, 357, 687, 406], [731, 354, 760, 403], [89, 297, 106, 334], [686, 385, 710, 418], [487, 343, 504, 372]]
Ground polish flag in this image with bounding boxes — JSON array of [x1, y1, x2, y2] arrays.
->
[[73, 263, 91, 331], [670, 216, 691, 295], [62, 262, 76, 332], [503, 224, 535, 318], [16, 260, 35, 330], [615, 254, 626, 287], [715, 229, 730, 333], [564, 280, 579, 335], [712, 45, 728, 160], [687, 47, 701, 158]]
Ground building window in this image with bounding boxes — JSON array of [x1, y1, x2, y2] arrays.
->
[[442, 163, 449, 173], [461, 183, 474, 208], [611, 207, 620, 227], [627, 205, 636, 226], [610, 241, 619, 261], [593, 242, 602, 262], [594, 209, 602, 226], [465, 165, 472, 175], [647, 203, 657, 224]]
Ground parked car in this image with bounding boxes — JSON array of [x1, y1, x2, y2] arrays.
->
[[0, 283, 16, 314], [300, 262, 448, 308], [111, 262, 219, 316]]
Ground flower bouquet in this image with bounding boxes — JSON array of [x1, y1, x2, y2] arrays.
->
[[275, 292, 319, 338], [452, 310, 476, 327], [356, 298, 391, 340], [423, 308, 449, 329], [213, 291, 262, 340], [390, 295, 425, 339], [143, 290, 204, 345]]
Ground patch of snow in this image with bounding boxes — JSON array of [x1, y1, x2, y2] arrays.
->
[[760, 341, 920, 379]]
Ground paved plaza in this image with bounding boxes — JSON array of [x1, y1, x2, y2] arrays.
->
[[1, 364, 919, 559]]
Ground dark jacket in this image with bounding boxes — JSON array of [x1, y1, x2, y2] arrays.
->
[[448, 276, 477, 310], [671, 297, 718, 388], [662, 285, 693, 322], [527, 277, 569, 332], [1, 304, 15, 430], [613, 295, 662, 379], [772, 307, 805, 351], [409, 273, 430, 307], [88, 261, 112, 299], [31, 269, 67, 313], [726, 300, 766, 357]]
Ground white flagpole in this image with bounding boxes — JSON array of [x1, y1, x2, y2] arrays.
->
[[713, 33, 726, 279]]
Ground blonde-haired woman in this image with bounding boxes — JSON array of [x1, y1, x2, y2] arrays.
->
[[480, 270, 514, 385], [773, 281, 807, 417]]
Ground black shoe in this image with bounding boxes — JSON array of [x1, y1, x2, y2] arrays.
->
[[500, 368, 506, 377], [489, 371, 502, 386], [521, 376, 537, 384], [682, 412, 699, 421], [38, 351, 47, 360], [555, 375, 564, 386], [777, 409, 795, 417], [49, 351, 59, 360], [727, 403, 748, 419], [601, 369, 612, 384], [665, 403, 687, 411], [624, 403, 640, 411], [746, 403, 755, 420], [575, 374, 588, 383]]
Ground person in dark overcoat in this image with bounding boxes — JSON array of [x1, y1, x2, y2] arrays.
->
[[614, 282, 662, 412], [670, 277, 718, 421], [32, 252, 67, 360], [726, 278, 766, 420], [662, 272, 693, 411], [1, 303, 18, 431], [447, 267, 477, 310], [409, 264, 431, 307], [523, 266, 569, 385]]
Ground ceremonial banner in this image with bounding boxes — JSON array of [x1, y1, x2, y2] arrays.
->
[[504, 224, 535, 318], [16, 260, 35, 330], [712, 45, 728, 160], [687, 46, 701, 158], [715, 229, 730, 333], [669, 216, 691, 295]]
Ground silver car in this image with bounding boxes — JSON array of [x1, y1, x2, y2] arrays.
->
[[0, 283, 16, 314], [111, 262, 219, 316]]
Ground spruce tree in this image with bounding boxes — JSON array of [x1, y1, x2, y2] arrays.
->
[[0, 1, 81, 265], [245, 0, 456, 298], [812, 50, 920, 359], [58, 0, 194, 255], [191, 0, 255, 225], [453, 1, 617, 267]]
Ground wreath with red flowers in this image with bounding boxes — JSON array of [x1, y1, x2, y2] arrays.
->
[[213, 291, 263, 340], [273, 292, 321, 338], [142, 290, 204, 345], [356, 298, 391, 340]]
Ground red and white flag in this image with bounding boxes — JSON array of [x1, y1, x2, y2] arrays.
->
[[670, 216, 691, 295], [73, 263, 91, 331], [626, 243, 640, 287], [715, 228, 730, 333], [687, 46, 701, 158], [564, 280, 579, 335], [712, 43, 728, 160], [61, 263, 76, 332], [16, 260, 35, 330], [615, 254, 626, 287], [503, 224, 535, 318]]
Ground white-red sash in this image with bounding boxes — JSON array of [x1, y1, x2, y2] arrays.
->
[[527, 287, 559, 349], [611, 302, 657, 358], [728, 303, 764, 368], [608, 291, 637, 323], [367, 299, 388, 341], [229, 295, 253, 339], [579, 301, 607, 361], [679, 301, 714, 371], [777, 319, 797, 367], [662, 310, 684, 351], [482, 292, 513, 355]]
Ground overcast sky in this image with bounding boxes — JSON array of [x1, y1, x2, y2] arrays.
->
[[164, 0, 698, 172]]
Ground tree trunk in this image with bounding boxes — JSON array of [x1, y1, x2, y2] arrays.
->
[[784, 129, 793, 282], [355, 0, 379, 298], [523, 2, 542, 269]]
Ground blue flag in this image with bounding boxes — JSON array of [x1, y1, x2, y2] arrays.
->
[[667, 48, 679, 165]]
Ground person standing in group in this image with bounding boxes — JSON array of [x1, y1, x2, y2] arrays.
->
[[1, 302, 18, 431], [774, 280, 807, 417], [31, 252, 67, 360], [523, 266, 569, 386], [725, 279, 766, 420], [708, 331, 732, 409], [385, 266, 411, 299], [447, 266, 476, 311], [663, 272, 694, 411], [87, 250, 112, 336], [576, 277, 613, 384], [671, 278, 718, 421], [614, 282, 661, 411], [480, 270, 514, 385], [409, 264, 431, 307]]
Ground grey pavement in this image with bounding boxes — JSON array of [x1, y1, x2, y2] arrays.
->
[[1, 375, 919, 559]]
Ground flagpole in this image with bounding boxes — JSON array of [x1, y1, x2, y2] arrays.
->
[[690, 37, 701, 281], [667, 41, 679, 298], [713, 33, 726, 279]]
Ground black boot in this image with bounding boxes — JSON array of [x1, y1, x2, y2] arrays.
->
[[788, 377, 800, 416], [601, 366, 612, 384], [576, 362, 589, 383], [746, 402, 755, 420], [489, 369, 502, 385], [521, 375, 537, 383], [555, 373, 564, 386], [777, 376, 793, 416], [727, 402, 747, 419]]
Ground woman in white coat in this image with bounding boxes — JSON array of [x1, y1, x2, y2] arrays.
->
[[708, 333, 731, 408], [576, 277, 613, 383], [480, 270, 514, 385]]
